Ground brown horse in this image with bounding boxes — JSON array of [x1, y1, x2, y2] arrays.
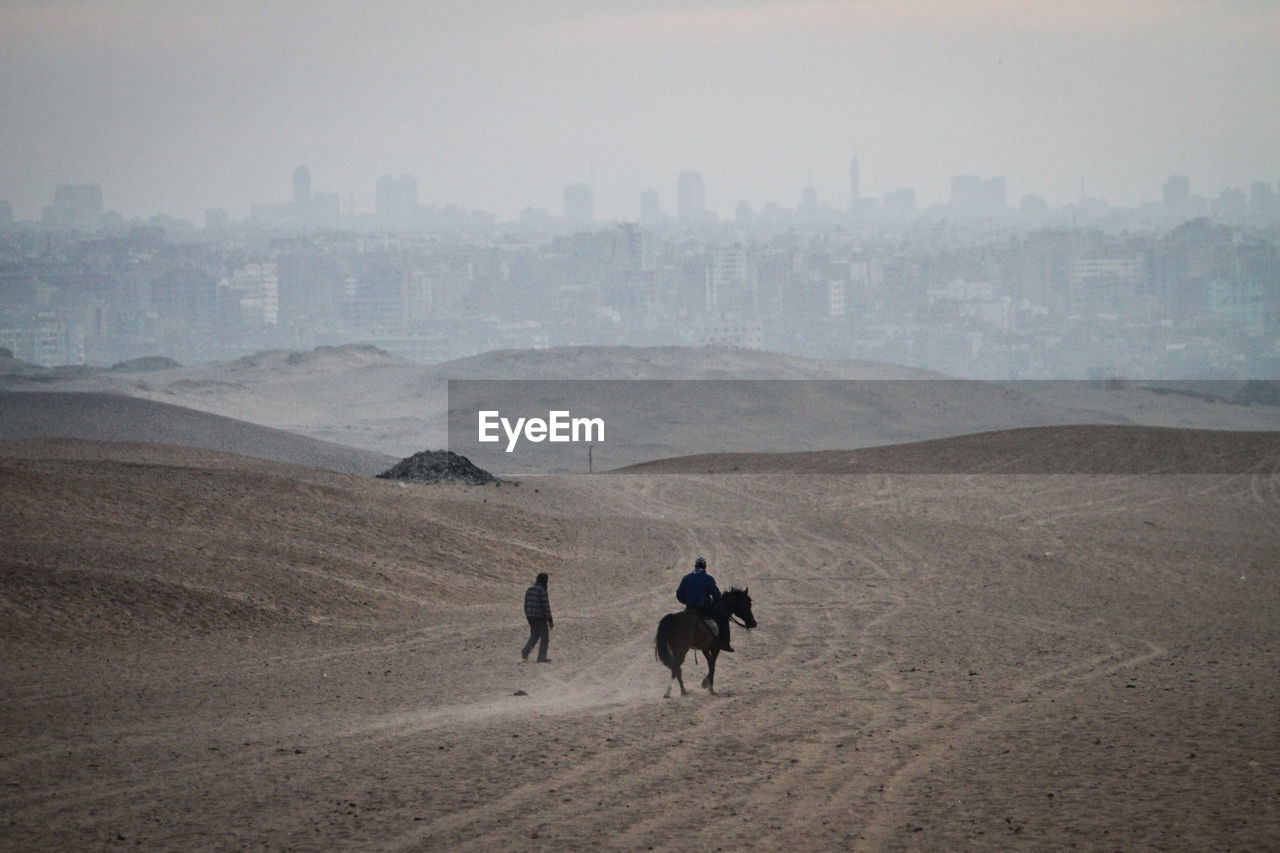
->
[[654, 587, 757, 698]]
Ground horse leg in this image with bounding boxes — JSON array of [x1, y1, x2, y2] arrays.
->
[[663, 662, 687, 698], [702, 648, 718, 694], [663, 643, 689, 699]]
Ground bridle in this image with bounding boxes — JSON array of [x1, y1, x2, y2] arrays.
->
[[721, 592, 753, 628]]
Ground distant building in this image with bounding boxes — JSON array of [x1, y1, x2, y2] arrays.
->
[[43, 184, 103, 232], [219, 262, 279, 326], [677, 170, 706, 223], [0, 315, 85, 366], [1206, 277, 1265, 335], [1019, 194, 1049, 219], [250, 167, 339, 229], [849, 156, 861, 209], [1162, 174, 1190, 207], [690, 315, 764, 349], [563, 183, 593, 230], [293, 165, 312, 203], [612, 223, 656, 272], [950, 175, 1006, 218], [1069, 256, 1146, 316], [709, 246, 757, 312]]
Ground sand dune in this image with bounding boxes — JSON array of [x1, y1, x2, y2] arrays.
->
[[0, 345, 945, 458], [2, 428, 1277, 850], [624, 424, 1280, 475], [7, 345, 1278, 461], [0, 391, 395, 474]]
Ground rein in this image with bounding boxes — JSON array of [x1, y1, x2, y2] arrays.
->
[[720, 590, 751, 628]]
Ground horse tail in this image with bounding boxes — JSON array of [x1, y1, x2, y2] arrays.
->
[[655, 615, 676, 668]]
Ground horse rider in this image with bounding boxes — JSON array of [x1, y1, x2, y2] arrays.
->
[[676, 556, 734, 652]]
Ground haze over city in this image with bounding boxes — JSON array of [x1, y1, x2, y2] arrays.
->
[[3, 0, 1278, 223]]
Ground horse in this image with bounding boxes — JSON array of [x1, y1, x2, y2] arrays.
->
[[654, 587, 757, 698]]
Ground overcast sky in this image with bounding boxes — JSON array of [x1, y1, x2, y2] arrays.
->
[[2, 0, 1277, 223]]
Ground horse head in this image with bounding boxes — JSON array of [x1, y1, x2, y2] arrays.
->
[[725, 586, 757, 629]]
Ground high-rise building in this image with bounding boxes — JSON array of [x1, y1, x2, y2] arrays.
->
[[563, 182, 594, 229], [676, 170, 706, 223], [849, 156, 861, 208], [43, 184, 103, 232], [293, 165, 312, 204], [950, 175, 1006, 217]]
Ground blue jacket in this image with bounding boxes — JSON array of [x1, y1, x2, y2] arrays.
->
[[676, 569, 721, 609]]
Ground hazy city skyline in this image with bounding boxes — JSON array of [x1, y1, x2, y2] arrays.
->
[[2, 1, 1278, 223]]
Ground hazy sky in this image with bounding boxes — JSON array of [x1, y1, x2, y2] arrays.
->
[[2, 0, 1278, 223]]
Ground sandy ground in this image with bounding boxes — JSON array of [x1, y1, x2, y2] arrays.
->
[[2, 431, 1278, 851]]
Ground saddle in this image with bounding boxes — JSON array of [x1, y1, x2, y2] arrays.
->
[[683, 606, 719, 636]]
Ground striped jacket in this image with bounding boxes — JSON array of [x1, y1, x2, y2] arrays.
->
[[523, 582, 552, 621]]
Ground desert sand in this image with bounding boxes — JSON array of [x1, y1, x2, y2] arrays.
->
[[2, 421, 1278, 850]]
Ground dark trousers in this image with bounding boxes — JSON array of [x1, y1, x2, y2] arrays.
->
[[522, 617, 550, 660], [712, 609, 731, 648], [693, 606, 731, 649]]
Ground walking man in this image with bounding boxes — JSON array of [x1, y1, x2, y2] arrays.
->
[[521, 572, 553, 662]]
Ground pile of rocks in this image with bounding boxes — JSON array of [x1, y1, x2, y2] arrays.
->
[[376, 450, 501, 486], [111, 356, 182, 371]]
